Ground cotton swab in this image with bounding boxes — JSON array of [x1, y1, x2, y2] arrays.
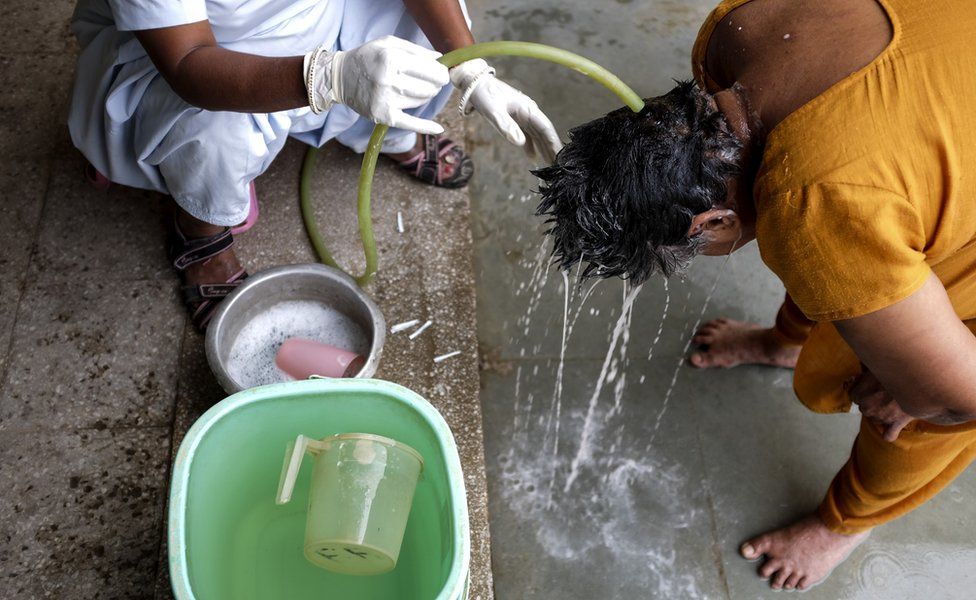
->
[[433, 351, 461, 363], [408, 320, 433, 340], [390, 319, 420, 333]]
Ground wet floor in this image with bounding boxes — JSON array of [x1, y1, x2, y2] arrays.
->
[[464, 1, 976, 598]]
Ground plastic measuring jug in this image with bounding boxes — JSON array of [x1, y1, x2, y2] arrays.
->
[[276, 433, 424, 575]]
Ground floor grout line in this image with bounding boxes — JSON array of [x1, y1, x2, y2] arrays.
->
[[152, 315, 190, 598], [0, 424, 174, 436], [0, 155, 55, 399], [689, 392, 734, 600]]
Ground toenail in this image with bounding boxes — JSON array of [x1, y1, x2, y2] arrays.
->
[[742, 543, 755, 556]]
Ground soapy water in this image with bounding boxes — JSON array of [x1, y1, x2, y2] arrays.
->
[[226, 300, 369, 388]]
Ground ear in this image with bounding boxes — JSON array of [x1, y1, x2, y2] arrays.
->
[[687, 208, 739, 237]]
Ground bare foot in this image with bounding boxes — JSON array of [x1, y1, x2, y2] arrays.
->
[[688, 318, 800, 369], [741, 515, 869, 591]]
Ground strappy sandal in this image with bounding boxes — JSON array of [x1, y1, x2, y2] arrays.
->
[[395, 133, 474, 189], [168, 221, 248, 330], [84, 163, 112, 192]]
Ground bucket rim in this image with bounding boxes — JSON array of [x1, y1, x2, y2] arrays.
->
[[167, 377, 470, 600]]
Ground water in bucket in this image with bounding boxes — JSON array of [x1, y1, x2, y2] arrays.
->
[[277, 433, 424, 575]]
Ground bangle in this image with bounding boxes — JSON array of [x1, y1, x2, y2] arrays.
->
[[306, 45, 328, 114], [457, 65, 495, 116]]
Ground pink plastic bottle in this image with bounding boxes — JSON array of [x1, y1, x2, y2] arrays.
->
[[275, 338, 366, 380]]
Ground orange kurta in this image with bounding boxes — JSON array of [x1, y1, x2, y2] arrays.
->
[[694, 0, 976, 533]]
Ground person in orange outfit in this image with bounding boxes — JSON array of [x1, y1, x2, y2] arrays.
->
[[534, 0, 976, 591]]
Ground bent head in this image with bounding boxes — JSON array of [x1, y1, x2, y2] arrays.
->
[[534, 81, 754, 283]]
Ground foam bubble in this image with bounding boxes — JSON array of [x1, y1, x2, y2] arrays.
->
[[226, 300, 369, 388]]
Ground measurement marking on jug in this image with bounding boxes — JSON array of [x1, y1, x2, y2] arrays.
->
[[345, 548, 369, 559]]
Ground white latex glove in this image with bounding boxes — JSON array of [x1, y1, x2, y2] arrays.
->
[[303, 36, 449, 134], [451, 59, 562, 163]]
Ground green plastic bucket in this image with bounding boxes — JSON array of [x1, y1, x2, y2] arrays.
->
[[168, 378, 470, 600]]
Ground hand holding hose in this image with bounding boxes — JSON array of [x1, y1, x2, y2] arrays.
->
[[451, 59, 563, 163], [304, 36, 450, 135], [301, 41, 644, 286]]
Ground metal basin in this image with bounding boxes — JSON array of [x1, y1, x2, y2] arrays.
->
[[206, 264, 385, 394]]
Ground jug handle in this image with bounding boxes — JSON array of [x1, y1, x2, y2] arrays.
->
[[276, 434, 313, 505]]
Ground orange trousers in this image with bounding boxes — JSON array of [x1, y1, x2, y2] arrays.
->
[[774, 294, 976, 534]]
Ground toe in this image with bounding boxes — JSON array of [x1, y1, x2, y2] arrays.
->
[[771, 567, 791, 590], [699, 321, 721, 333], [689, 352, 709, 368], [692, 333, 714, 344], [758, 559, 781, 580], [741, 536, 771, 561], [784, 572, 801, 590]]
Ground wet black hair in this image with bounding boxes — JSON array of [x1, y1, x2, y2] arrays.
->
[[534, 80, 741, 283]]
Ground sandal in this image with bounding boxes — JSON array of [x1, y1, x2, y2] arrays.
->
[[395, 134, 474, 189], [84, 163, 112, 192], [168, 221, 248, 330]]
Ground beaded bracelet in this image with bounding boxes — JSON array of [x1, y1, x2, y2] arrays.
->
[[306, 45, 328, 114]]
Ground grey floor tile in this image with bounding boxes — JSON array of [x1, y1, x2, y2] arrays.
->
[[0, 279, 21, 385], [0, 427, 170, 599], [482, 357, 727, 599], [695, 364, 976, 600], [170, 324, 225, 455], [0, 277, 183, 431], [0, 54, 74, 160], [2, 0, 77, 54], [0, 159, 49, 282], [30, 152, 172, 284], [154, 541, 176, 600], [233, 140, 318, 271]]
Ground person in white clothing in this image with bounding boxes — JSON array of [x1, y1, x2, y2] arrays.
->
[[69, 0, 561, 328]]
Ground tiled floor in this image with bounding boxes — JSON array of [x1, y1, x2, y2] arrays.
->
[[465, 0, 976, 598]]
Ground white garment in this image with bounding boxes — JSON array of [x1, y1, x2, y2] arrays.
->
[[68, 0, 468, 225]]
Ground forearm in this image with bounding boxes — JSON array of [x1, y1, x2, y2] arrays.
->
[[895, 377, 976, 425], [865, 321, 976, 424], [163, 46, 306, 113], [401, 0, 474, 53], [837, 274, 976, 425]]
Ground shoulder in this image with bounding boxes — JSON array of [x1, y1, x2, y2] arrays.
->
[[692, 0, 757, 90], [755, 182, 928, 321]]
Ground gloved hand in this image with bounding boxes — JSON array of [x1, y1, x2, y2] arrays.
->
[[451, 59, 562, 163], [304, 36, 449, 135]]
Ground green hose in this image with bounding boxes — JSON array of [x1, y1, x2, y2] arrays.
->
[[299, 41, 645, 287]]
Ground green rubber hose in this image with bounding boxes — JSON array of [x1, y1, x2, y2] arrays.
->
[[300, 41, 646, 287]]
